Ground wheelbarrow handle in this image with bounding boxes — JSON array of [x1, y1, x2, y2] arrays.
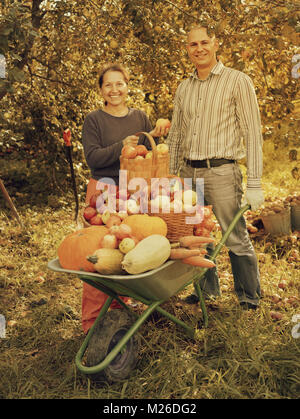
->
[[210, 204, 250, 261]]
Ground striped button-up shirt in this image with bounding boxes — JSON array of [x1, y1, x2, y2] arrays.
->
[[166, 61, 263, 188]]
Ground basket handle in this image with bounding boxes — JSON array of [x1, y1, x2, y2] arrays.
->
[[135, 131, 158, 166], [135, 131, 157, 152]]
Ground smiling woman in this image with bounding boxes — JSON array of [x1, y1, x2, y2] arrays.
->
[[80, 62, 160, 334], [99, 63, 130, 112]]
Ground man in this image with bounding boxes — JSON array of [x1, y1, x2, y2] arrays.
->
[[166, 25, 264, 309]]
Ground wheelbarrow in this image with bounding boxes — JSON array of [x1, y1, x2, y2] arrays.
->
[[47, 205, 250, 383]]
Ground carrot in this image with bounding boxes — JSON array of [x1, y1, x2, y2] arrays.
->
[[179, 235, 215, 248], [181, 256, 216, 268], [170, 248, 201, 259], [188, 246, 208, 254]]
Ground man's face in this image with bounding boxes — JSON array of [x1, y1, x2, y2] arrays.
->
[[186, 27, 219, 69]]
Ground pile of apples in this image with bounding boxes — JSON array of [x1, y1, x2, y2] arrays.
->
[[83, 197, 140, 254], [285, 193, 300, 208], [121, 117, 170, 160], [83, 182, 217, 237], [83, 188, 131, 226], [121, 142, 169, 160], [101, 214, 139, 255]]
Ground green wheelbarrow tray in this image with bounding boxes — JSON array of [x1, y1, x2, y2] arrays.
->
[[47, 205, 250, 380]]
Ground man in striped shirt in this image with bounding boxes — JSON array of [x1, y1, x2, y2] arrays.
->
[[167, 25, 264, 309]]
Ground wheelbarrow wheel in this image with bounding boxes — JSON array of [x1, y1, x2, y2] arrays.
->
[[85, 309, 140, 383]]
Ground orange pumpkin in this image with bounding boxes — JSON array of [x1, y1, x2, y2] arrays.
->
[[57, 226, 108, 272], [122, 214, 167, 241]]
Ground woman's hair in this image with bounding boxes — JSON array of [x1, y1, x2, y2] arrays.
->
[[98, 63, 130, 89]]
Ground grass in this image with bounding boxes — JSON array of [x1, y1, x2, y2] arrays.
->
[[0, 143, 299, 399]]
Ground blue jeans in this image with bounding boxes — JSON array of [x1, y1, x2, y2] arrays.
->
[[180, 162, 261, 305]]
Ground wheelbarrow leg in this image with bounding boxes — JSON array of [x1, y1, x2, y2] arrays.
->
[[75, 300, 163, 376], [155, 305, 196, 338], [194, 277, 208, 328], [75, 295, 113, 366]]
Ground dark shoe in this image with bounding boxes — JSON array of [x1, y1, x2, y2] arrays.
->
[[240, 301, 258, 310], [183, 293, 219, 305], [183, 294, 200, 304]]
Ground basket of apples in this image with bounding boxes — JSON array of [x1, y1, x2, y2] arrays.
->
[[147, 178, 216, 242], [120, 129, 170, 185], [81, 187, 137, 228]]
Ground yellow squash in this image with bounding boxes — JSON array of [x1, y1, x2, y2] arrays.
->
[[121, 234, 171, 274], [87, 248, 124, 275]]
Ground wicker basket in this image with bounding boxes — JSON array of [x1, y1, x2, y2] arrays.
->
[[291, 204, 300, 231], [155, 210, 195, 242], [261, 207, 291, 236], [120, 132, 169, 187]]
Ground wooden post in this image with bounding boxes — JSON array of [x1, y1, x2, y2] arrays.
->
[[0, 178, 24, 228]]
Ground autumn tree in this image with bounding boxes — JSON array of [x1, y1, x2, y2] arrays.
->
[[0, 0, 299, 189]]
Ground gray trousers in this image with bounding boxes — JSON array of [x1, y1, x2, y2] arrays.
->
[[180, 162, 261, 305]]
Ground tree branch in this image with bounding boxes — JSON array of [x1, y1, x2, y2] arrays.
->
[[29, 72, 77, 87], [163, 0, 196, 20], [0, 0, 45, 101]]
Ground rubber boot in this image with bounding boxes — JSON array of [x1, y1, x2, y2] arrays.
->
[[229, 250, 261, 306]]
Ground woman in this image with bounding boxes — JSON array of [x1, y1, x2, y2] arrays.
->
[[81, 63, 168, 333]]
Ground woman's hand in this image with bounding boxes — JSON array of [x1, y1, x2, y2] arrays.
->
[[122, 135, 139, 147]]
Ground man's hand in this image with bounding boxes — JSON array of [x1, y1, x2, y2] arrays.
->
[[150, 126, 170, 137], [150, 118, 171, 137], [242, 188, 264, 211]]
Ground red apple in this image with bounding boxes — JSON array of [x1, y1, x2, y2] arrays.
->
[[136, 144, 148, 156], [122, 145, 137, 159], [83, 206, 97, 221], [115, 223, 132, 240], [156, 118, 171, 129], [109, 225, 121, 236], [89, 213, 103, 225], [89, 191, 101, 208], [101, 209, 111, 224], [156, 143, 169, 154], [134, 155, 144, 160], [201, 218, 215, 232], [116, 211, 128, 221], [101, 234, 118, 249], [106, 214, 122, 228]]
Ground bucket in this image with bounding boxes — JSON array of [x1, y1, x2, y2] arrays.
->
[[291, 204, 300, 231], [261, 207, 291, 236]]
